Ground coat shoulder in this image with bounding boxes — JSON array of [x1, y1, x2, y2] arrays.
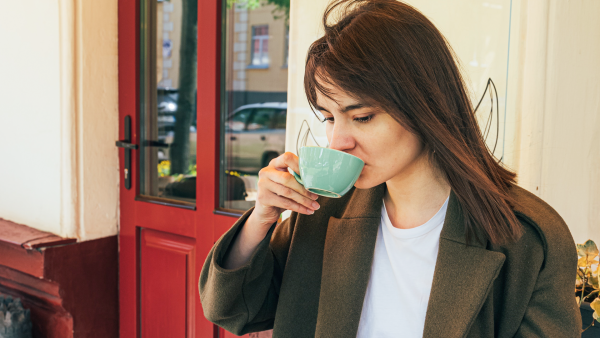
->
[[507, 185, 577, 265]]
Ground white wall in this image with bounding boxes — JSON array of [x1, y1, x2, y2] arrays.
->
[[286, 0, 600, 243], [285, 0, 330, 154], [77, 0, 120, 240], [512, 0, 600, 244], [0, 1, 62, 235], [0, 0, 119, 241]]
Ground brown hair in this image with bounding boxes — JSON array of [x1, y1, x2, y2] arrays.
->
[[304, 0, 523, 246]]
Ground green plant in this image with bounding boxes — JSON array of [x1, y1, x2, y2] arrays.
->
[[227, 0, 290, 22], [158, 160, 171, 177], [576, 239, 600, 331], [158, 161, 197, 180]]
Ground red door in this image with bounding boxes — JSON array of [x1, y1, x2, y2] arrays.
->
[[117, 0, 287, 337]]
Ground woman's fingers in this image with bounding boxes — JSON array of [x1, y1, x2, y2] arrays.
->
[[264, 166, 318, 201], [265, 152, 318, 200], [260, 177, 320, 212], [270, 152, 301, 176], [254, 151, 320, 217], [261, 189, 316, 215]]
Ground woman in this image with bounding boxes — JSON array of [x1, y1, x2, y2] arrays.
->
[[199, 0, 581, 337]]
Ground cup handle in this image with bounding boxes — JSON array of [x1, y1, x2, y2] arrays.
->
[[291, 170, 304, 186]]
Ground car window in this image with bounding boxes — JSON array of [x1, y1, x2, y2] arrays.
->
[[272, 109, 286, 129], [247, 108, 275, 131], [227, 109, 253, 131]]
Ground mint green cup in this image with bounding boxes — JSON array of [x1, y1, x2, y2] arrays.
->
[[291, 146, 365, 198]]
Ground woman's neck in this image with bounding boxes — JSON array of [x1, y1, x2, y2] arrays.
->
[[384, 155, 451, 230]]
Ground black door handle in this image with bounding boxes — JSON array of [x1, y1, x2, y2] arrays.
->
[[230, 136, 237, 141], [115, 115, 136, 190], [143, 140, 169, 148], [115, 140, 138, 150]]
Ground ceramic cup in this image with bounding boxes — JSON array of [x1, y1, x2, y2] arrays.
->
[[291, 146, 365, 198]]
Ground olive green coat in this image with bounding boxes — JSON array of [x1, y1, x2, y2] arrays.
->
[[199, 184, 582, 337]]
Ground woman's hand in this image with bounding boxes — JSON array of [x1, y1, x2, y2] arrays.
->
[[222, 152, 320, 270], [251, 152, 320, 227]]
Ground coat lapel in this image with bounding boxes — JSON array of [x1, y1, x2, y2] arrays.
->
[[314, 184, 506, 338], [422, 190, 506, 338], [315, 185, 384, 338]]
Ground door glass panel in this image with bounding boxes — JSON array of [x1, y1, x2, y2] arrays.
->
[[140, 0, 197, 203], [219, 1, 288, 212]]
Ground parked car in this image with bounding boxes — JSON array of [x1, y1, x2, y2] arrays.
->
[[155, 93, 286, 175], [225, 102, 287, 174]]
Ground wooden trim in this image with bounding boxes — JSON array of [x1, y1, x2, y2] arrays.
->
[[0, 218, 77, 277], [0, 236, 119, 338], [0, 265, 62, 306], [0, 218, 76, 249], [0, 241, 44, 277], [135, 195, 197, 210], [213, 208, 244, 218]]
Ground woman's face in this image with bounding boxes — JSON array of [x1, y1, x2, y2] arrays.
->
[[314, 84, 427, 189]]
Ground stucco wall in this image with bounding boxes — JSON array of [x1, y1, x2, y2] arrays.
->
[[512, 0, 600, 244], [0, 0, 119, 241], [0, 1, 62, 235], [77, 0, 120, 240]]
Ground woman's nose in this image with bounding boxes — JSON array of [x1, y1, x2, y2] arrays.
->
[[328, 123, 355, 152]]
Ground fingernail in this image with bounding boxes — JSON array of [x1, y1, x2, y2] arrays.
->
[[312, 202, 320, 210], [311, 193, 319, 200], [307, 209, 315, 215]]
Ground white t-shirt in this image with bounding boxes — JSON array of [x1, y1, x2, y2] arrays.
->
[[356, 196, 449, 338]]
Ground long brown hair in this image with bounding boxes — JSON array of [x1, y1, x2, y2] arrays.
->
[[304, 0, 523, 246]]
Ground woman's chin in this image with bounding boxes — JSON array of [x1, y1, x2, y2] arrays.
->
[[353, 170, 386, 190], [353, 177, 371, 190]]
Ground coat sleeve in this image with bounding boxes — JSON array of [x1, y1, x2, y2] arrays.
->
[[198, 207, 297, 335], [513, 218, 582, 337]]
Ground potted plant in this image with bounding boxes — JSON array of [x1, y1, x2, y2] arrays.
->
[[576, 239, 600, 336]]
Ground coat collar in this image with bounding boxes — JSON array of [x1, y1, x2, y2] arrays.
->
[[315, 184, 506, 338]]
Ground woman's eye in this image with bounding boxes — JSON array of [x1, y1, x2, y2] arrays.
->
[[322, 115, 373, 124], [355, 115, 373, 123]]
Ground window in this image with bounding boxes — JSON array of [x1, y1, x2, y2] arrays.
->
[[140, 0, 197, 202], [251, 25, 269, 67], [227, 109, 253, 131], [221, 4, 288, 213], [247, 108, 275, 131], [273, 109, 286, 129]]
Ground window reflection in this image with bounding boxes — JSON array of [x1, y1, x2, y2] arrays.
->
[[220, 1, 288, 212], [141, 0, 197, 203], [251, 25, 270, 67]]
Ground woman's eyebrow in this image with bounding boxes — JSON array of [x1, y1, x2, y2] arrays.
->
[[315, 103, 370, 114]]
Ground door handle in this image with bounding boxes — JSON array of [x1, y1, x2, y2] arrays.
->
[[116, 141, 138, 150], [115, 115, 136, 190], [143, 140, 169, 148], [230, 136, 237, 141]]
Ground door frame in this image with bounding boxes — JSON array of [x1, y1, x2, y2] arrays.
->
[[117, 0, 240, 337]]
